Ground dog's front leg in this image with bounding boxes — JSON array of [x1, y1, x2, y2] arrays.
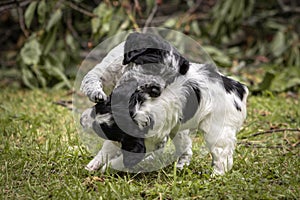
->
[[85, 140, 121, 171], [100, 154, 125, 173], [80, 42, 126, 102], [172, 130, 193, 169]]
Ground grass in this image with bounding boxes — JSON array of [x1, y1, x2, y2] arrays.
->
[[0, 88, 299, 199]]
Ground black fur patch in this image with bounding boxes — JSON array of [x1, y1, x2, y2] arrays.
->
[[121, 138, 146, 167], [221, 76, 246, 100], [202, 64, 246, 101], [123, 32, 190, 75], [234, 100, 242, 111], [181, 82, 201, 123], [91, 81, 157, 168], [93, 103, 147, 167]]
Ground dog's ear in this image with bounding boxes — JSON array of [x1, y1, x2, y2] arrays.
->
[[121, 137, 146, 168], [178, 55, 190, 75], [92, 121, 111, 140], [122, 32, 170, 65], [123, 32, 150, 65], [123, 48, 164, 65], [123, 32, 190, 75], [92, 120, 126, 142]]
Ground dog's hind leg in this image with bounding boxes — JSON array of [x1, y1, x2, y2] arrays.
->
[[203, 124, 237, 176], [85, 140, 121, 171], [172, 130, 193, 169]]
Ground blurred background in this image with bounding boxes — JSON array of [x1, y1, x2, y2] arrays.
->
[[0, 0, 299, 94]]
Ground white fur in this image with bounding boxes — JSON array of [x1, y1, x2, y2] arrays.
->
[[80, 42, 126, 102], [131, 63, 248, 175], [81, 43, 248, 175]]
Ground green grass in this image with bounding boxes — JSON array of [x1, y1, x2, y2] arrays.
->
[[0, 88, 299, 199]]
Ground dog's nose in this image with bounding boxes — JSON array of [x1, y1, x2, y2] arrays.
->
[[149, 85, 161, 97]]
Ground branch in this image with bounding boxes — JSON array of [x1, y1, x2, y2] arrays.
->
[[126, 9, 140, 31], [276, 0, 300, 13], [65, 1, 97, 18], [16, 1, 29, 37], [134, 0, 142, 17], [0, 0, 32, 13], [187, 0, 203, 15], [238, 141, 284, 149], [241, 128, 300, 139], [143, 2, 158, 33], [53, 100, 73, 110], [176, 0, 203, 29], [66, 10, 79, 39]]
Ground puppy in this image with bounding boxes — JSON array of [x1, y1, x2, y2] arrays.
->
[[80, 32, 248, 175]]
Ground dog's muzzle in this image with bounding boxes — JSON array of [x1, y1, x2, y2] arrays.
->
[[141, 83, 162, 97]]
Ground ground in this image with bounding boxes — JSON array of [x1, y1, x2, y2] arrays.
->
[[0, 88, 299, 199]]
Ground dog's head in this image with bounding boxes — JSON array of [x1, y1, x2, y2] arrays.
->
[[120, 32, 190, 90]]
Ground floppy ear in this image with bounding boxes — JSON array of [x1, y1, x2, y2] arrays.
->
[[122, 32, 190, 75], [122, 32, 169, 65], [92, 119, 126, 142], [123, 48, 165, 65], [92, 121, 111, 140], [178, 55, 190, 75], [121, 137, 146, 168]]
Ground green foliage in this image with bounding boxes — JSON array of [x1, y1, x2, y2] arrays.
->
[[19, 1, 78, 89], [209, 0, 300, 67], [24, 1, 38, 28], [165, 0, 300, 69], [2, 0, 299, 90], [262, 65, 300, 92], [17, 0, 137, 89], [20, 37, 41, 65], [91, 3, 130, 40], [210, 0, 255, 39]]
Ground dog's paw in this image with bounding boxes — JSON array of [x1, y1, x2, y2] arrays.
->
[[133, 111, 151, 128], [211, 169, 225, 177], [100, 164, 108, 173], [88, 89, 107, 103], [85, 158, 103, 171], [176, 157, 191, 170]]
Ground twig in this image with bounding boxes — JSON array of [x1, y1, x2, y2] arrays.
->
[[238, 141, 284, 149], [277, 0, 286, 11], [127, 9, 140, 31], [65, 1, 97, 18], [16, 1, 29, 37], [143, 2, 158, 33], [53, 100, 73, 111], [276, 0, 300, 13], [241, 128, 300, 139], [175, 0, 203, 29], [0, 0, 32, 13], [187, 0, 203, 15], [66, 10, 79, 39], [134, 0, 142, 17]]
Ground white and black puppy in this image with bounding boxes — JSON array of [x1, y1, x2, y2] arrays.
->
[[80, 32, 248, 175]]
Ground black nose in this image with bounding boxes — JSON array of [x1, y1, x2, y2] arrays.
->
[[150, 86, 161, 97], [148, 85, 161, 97]]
